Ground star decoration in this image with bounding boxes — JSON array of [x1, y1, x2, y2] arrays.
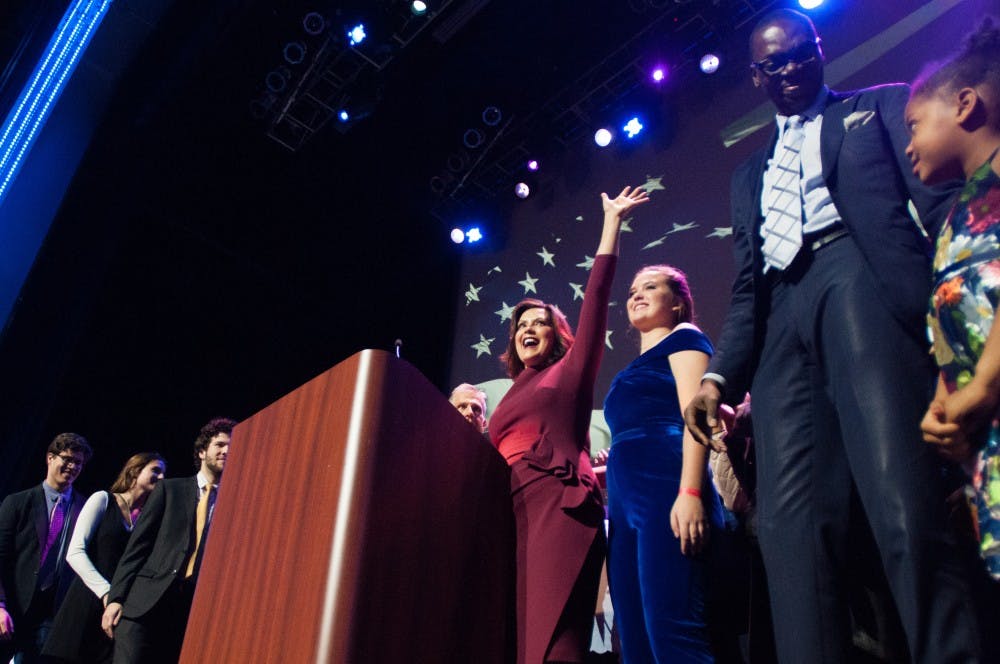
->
[[642, 175, 666, 193], [605, 330, 614, 350], [569, 282, 585, 301], [642, 236, 667, 250], [707, 227, 733, 238], [576, 255, 595, 270], [519, 272, 539, 294], [666, 221, 698, 234], [555, 237, 562, 243], [575, 215, 584, 222], [471, 334, 495, 358], [537, 246, 556, 267], [620, 216, 634, 233], [495, 301, 515, 322], [465, 283, 483, 305], [487, 266, 502, 275]]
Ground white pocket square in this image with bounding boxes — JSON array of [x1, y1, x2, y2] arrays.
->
[[843, 110, 876, 131]]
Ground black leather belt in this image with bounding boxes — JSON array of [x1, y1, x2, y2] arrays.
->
[[804, 226, 848, 251]]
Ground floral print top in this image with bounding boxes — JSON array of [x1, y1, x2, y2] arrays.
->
[[929, 159, 1000, 390], [927, 155, 1000, 579]]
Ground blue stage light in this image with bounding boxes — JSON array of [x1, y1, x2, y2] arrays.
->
[[411, 1, 428, 16], [347, 24, 367, 46], [0, 0, 113, 208], [622, 117, 644, 139], [466, 227, 483, 243], [798, 0, 824, 8], [338, 109, 350, 122]]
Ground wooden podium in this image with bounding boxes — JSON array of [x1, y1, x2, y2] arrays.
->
[[179, 350, 514, 663]]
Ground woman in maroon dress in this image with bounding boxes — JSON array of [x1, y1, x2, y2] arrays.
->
[[490, 184, 648, 663]]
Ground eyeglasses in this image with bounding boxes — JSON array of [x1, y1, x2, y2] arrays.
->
[[751, 40, 821, 77], [55, 454, 85, 468]]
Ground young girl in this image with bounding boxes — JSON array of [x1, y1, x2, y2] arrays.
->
[[908, 17, 1000, 578]]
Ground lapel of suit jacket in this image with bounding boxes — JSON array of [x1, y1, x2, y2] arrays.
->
[[32, 486, 49, 559], [184, 476, 200, 551], [749, 132, 776, 269], [819, 89, 856, 184]]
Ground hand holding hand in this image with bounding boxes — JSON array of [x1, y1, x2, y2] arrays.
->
[[102, 602, 123, 639], [601, 185, 649, 219], [685, 380, 727, 452], [670, 493, 708, 556]]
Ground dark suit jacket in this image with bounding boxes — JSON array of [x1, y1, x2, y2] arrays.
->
[[107, 476, 198, 619], [0, 485, 83, 621], [709, 84, 958, 399]]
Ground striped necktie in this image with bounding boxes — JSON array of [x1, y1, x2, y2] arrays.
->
[[761, 116, 806, 271]]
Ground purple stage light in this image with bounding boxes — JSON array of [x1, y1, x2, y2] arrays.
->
[[799, 0, 823, 8], [651, 67, 666, 83], [527, 159, 539, 171]]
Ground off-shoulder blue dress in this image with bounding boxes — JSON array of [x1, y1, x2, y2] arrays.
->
[[604, 326, 723, 663]]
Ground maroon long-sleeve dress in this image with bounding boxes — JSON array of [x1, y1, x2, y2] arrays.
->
[[489, 254, 614, 663]]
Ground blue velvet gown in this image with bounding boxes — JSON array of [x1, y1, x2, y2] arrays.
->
[[603, 327, 723, 663]]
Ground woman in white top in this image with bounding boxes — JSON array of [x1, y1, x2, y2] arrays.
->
[[42, 452, 165, 663]]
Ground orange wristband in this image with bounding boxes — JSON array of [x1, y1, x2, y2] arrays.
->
[[679, 487, 701, 498]]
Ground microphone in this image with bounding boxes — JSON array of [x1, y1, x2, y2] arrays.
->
[[394, 339, 402, 359]]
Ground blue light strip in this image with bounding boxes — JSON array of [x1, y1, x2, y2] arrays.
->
[[0, 0, 113, 207]]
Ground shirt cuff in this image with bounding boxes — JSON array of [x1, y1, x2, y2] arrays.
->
[[701, 373, 727, 390]]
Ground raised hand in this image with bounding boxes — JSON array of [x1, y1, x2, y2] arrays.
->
[[601, 185, 649, 219]]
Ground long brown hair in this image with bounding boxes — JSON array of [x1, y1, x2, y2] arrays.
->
[[500, 299, 575, 379], [109, 452, 165, 494]]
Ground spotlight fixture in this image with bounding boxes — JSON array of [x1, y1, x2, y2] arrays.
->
[[482, 106, 502, 127], [527, 159, 539, 172], [303, 12, 326, 36], [451, 225, 484, 244], [622, 117, 644, 139], [347, 23, 366, 46], [515, 182, 530, 199], [411, 1, 428, 15], [651, 67, 666, 83], [699, 53, 721, 74], [338, 109, 350, 122], [594, 128, 613, 147], [798, 0, 824, 8]]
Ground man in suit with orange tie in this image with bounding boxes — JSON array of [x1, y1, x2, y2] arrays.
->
[[102, 417, 235, 664]]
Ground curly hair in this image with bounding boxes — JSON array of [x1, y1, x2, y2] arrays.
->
[[109, 452, 166, 494], [499, 299, 575, 379], [912, 17, 1000, 128], [47, 433, 93, 462], [192, 417, 237, 470]]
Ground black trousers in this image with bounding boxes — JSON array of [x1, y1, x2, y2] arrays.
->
[[750, 238, 979, 663], [112, 580, 195, 664]]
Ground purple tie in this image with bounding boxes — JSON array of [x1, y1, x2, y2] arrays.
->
[[41, 496, 66, 566]]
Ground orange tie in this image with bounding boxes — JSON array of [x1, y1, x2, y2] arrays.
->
[[184, 484, 215, 578]]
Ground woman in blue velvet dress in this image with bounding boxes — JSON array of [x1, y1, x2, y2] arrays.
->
[[604, 265, 724, 663]]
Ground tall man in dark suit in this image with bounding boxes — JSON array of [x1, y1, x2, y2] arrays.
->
[[0, 432, 93, 664], [684, 9, 979, 663], [101, 417, 235, 664]]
